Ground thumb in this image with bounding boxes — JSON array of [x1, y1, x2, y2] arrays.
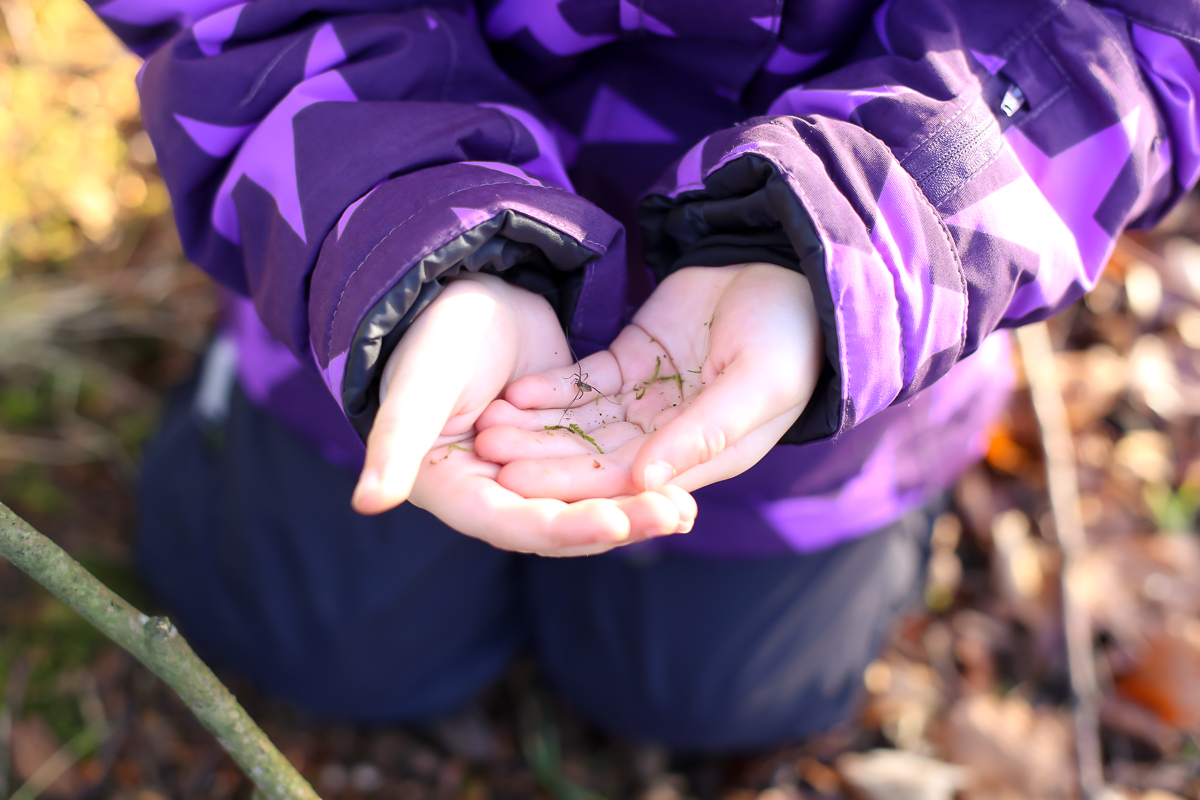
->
[[633, 354, 803, 492], [352, 289, 503, 514]]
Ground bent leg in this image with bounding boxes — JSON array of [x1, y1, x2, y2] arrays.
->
[[138, 378, 523, 721], [526, 508, 934, 751]]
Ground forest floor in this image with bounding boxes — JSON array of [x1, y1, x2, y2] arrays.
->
[[5, 2, 1200, 799]]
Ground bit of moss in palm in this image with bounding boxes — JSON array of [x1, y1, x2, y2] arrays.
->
[[543, 424, 604, 453], [569, 424, 603, 453]]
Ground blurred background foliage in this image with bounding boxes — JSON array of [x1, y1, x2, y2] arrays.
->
[[0, 0, 212, 466], [0, 3, 216, 795], [0, 0, 168, 272]]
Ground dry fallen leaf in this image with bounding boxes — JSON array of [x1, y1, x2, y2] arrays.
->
[[1071, 534, 1200, 646], [1113, 430, 1175, 485], [1057, 345, 1129, 431], [932, 694, 1073, 800], [1114, 626, 1200, 729], [859, 656, 943, 751], [837, 749, 967, 800]]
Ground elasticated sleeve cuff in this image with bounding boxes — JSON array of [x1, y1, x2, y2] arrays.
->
[[309, 161, 627, 439]]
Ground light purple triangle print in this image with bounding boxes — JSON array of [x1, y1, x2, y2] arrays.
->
[[582, 86, 677, 145]]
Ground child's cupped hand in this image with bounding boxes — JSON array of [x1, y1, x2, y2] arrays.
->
[[473, 264, 825, 502], [350, 272, 696, 557]]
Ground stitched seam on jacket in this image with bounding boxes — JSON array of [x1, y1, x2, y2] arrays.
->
[[995, 0, 1069, 61], [239, 35, 304, 107], [898, 2, 1063, 171], [910, 171, 969, 367], [1090, 3, 1200, 44], [1089, 9, 1148, 97], [1011, 83, 1070, 127], [895, 94, 973, 167], [326, 179, 601, 355], [908, 105, 995, 187], [931, 139, 1004, 207], [891, 141, 969, 373], [796, 116, 967, 398], [761, 122, 853, 434]]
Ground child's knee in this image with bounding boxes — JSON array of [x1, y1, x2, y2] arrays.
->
[[526, 516, 931, 749]]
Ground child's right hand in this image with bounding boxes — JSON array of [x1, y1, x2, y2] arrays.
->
[[472, 264, 824, 503], [350, 272, 696, 556]]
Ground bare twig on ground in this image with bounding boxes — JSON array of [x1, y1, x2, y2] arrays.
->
[[0, 501, 319, 800], [1015, 322, 1104, 799]]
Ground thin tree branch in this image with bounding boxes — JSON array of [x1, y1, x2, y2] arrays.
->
[[1015, 322, 1104, 799], [0, 501, 319, 800]]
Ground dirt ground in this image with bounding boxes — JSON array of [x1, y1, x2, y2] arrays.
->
[[4, 2, 1200, 799]]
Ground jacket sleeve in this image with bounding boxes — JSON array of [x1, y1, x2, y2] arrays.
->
[[638, 0, 1200, 444], [88, 0, 628, 437]]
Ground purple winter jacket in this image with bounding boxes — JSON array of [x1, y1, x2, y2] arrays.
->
[[90, 0, 1200, 557]]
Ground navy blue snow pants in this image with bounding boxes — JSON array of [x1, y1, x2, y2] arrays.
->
[[138, 378, 934, 752]]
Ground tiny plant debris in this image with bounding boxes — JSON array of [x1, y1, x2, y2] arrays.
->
[[543, 425, 603, 453], [593, 460, 601, 469], [570, 424, 603, 453], [633, 356, 684, 399], [429, 442, 473, 464]]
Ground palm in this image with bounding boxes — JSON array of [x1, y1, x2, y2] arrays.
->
[[475, 263, 824, 500]]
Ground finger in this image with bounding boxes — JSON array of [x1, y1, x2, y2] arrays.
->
[[475, 418, 645, 463], [352, 291, 500, 514], [475, 423, 599, 460], [615, 491, 683, 539], [667, 405, 802, 493], [505, 349, 623, 409], [354, 379, 468, 515], [496, 452, 638, 501], [656, 484, 698, 533], [420, 473, 637, 552], [632, 354, 802, 492], [476, 397, 627, 433], [476, 397, 634, 447]]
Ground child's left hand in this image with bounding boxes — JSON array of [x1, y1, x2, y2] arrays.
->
[[473, 263, 825, 502]]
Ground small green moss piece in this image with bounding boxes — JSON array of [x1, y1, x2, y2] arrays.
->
[[568, 423, 604, 454]]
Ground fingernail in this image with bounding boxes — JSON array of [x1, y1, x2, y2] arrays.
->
[[675, 518, 694, 534], [642, 461, 675, 491]]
